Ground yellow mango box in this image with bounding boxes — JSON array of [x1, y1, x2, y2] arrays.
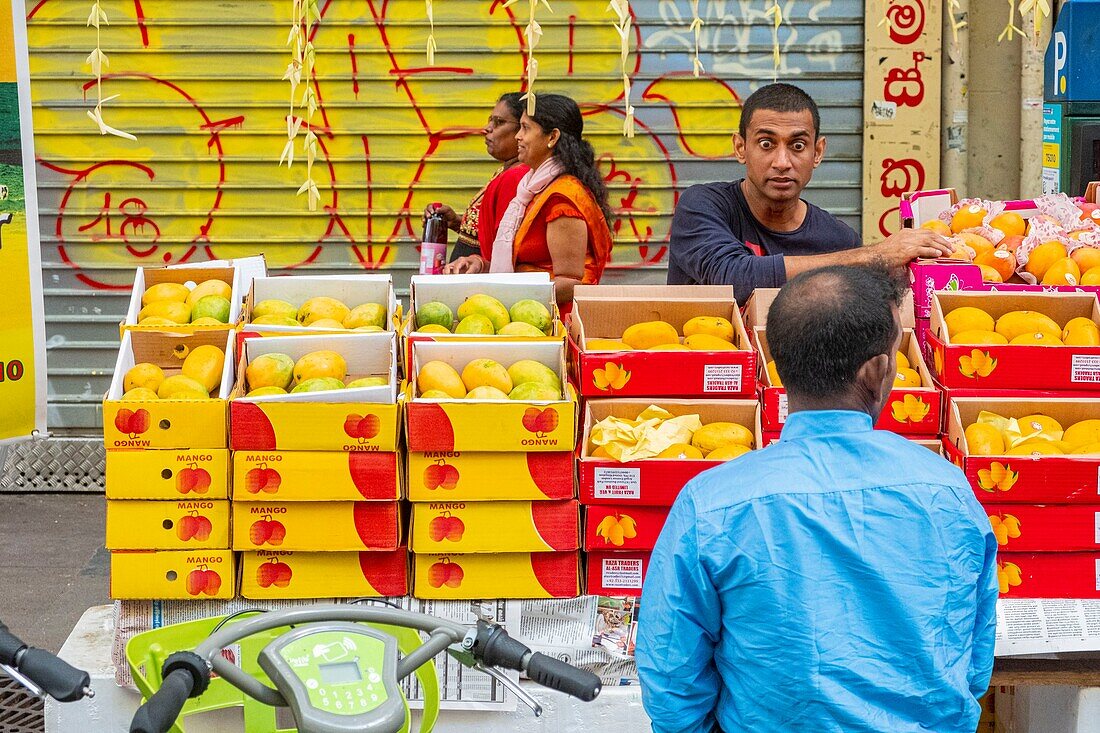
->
[[232, 450, 401, 501], [410, 500, 579, 553], [110, 549, 235, 600], [407, 450, 574, 501], [105, 499, 230, 550], [412, 552, 580, 599], [231, 501, 402, 551], [103, 330, 235, 450], [239, 549, 409, 599], [406, 340, 577, 452], [105, 449, 229, 500], [239, 274, 400, 335], [230, 331, 400, 451]]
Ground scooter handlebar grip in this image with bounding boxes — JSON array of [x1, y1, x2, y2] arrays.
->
[[524, 652, 602, 702], [15, 648, 90, 702], [130, 668, 193, 733]]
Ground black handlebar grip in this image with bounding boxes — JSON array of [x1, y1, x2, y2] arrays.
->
[[472, 621, 531, 671], [129, 669, 194, 733], [525, 652, 602, 702], [0, 623, 27, 666], [16, 648, 90, 702]]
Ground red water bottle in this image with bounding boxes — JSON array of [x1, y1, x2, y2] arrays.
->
[[420, 204, 448, 275]]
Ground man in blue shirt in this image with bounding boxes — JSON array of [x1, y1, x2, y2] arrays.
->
[[667, 84, 953, 303], [637, 265, 998, 733]]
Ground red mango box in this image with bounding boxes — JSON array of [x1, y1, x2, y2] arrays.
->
[[763, 433, 941, 452], [412, 552, 579, 599], [586, 551, 651, 597], [583, 505, 669, 551], [578, 399, 760, 506], [409, 500, 579, 554], [407, 450, 574, 502], [232, 450, 401, 501], [755, 327, 941, 436], [943, 397, 1100, 503], [231, 501, 402, 552], [238, 549, 408, 599], [568, 285, 757, 399], [996, 553, 1100, 598], [983, 504, 1100, 552], [927, 290, 1100, 391]]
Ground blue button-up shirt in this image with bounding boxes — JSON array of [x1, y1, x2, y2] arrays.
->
[[638, 410, 998, 733]]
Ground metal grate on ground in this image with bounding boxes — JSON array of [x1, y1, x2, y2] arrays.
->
[[0, 674, 44, 733], [0, 438, 104, 493]]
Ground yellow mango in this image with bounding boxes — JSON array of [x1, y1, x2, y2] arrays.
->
[[586, 339, 632, 351], [158, 374, 209, 399], [142, 282, 190, 306], [951, 330, 1008, 345], [186, 279, 232, 306], [691, 422, 754, 453], [417, 361, 467, 398], [621, 321, 679, 350], [124, 362, 165, 393], [461, 359, 513, 393], [964, 423, 1005, 455], [944, 306, 995, 336], [181, 344, 226, 392], [648, 344, 690, 351], [706, 445, 752, 461], [655, 443, 703, 459], [1064, 419, 1100, 448], [683, 316, 735, 342], [293, 350, 348, 383], [995, 311, 1061, 342], [683, 333, 738, 351], [138, 300, 191, 325]]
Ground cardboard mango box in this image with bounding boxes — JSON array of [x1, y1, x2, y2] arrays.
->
[[943, 397, 1100, 503], [405, 340, 576, 452], [409, 500, 579, 553], [120, 256, 268, 335], [568, 285, 757, 399], [232, 450, 401, 501], [586, 551, 651, 597], [407, 450, 574, 502], [231, 501, 401, 551], [238, 274, 400, 338], [996, 553, 1100, 598], [755, 327, 941, 435], [412, 552, 579, 599], [579, 399, 760, 506], [583, 505, 669, 551], [230, 331, 400, 451], [983, 504, 1100, 552], [402, 273, 563, 364], [104, 448, 229, 500], [763, 433, 943, 451], [928, 291, 1100, 391], [110, 549, 235, 600], [741, 287, 916, 333], [239, 549, 409, 599], [106, 499, 230, 551], [103, 330, 235, 450]]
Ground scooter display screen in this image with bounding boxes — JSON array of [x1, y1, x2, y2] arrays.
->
[[319, 661, 362, 685]]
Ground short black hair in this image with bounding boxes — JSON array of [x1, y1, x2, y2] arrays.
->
[[768, 265, 907, 399], [497, 92, 525, 123], [738, 83, 821, 139]]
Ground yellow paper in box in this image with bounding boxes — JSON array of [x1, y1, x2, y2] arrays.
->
[[110, 550, 235, 599], [105, 500, 230, 550], [105, 449, 229, 499], [589, 405, 702, 461], [977, 410, 1064, 448]]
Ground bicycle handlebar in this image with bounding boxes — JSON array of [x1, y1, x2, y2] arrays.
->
[[129, 668, 194, 733], [0, 622, 91, 703], [471, 621, 601, 702]]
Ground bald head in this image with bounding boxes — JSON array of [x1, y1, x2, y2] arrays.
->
[[768, 266, 906, 401]]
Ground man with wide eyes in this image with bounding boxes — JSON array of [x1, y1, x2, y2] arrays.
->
[[666, 82, 952, 304]]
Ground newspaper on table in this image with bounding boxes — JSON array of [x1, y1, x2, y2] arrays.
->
[[995, 598, 1100, 656], [519, 596, 640, 685]]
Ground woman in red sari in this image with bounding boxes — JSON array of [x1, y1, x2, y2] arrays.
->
[[445, 94, 613, 310]]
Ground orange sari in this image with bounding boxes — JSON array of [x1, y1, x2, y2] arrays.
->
[[487, 175, 612, 285]]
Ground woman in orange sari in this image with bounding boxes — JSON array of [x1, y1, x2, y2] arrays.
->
[[445, 94, 613, 311]]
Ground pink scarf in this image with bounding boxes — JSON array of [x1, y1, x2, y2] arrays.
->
[[489, 157, 566, 273]]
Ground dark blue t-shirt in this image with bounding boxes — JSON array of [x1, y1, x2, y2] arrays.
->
[[667, 179, 861, 303]]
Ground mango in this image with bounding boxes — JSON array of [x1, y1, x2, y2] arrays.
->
[[586, 339, 631, 351], [346, 377, 389, 389], [951, 330, 1008, 345], [461, 359, 513, 393], [138, 317, 179, 327], [766, 360, 782, 386], [466, 385, 510, 400], [508, 382, 560, 401], [964, 423, 1005, 455], [944, 306, 995, 336], [121, 387, 160, 401], [1063, 317, 1100, 346], [252, 299, 297, 320], [191, 295, 231, 324], [191, 317, 224, 327], [353, 326, 385, 332], [1005, 440, 1064, 456], [507, 359, 562, 391], [656, 443, 703, 459], [497, 321, 546, 337], [417, 361, 467, 398], [291, 377, 346, 393], [1064, 419, 1100, 448], [142, 283, 190, 306], [246, 353, 295, 391], [894, 368, 922, 388], [158, 374, 209, 399], [1018, 414, 1063, 436], [622, 321, 679, 350], [186, 279, 232, 306], [307, 318, 346, 330], [298, 296, 350, 326], [1071, 441, 1100, 455], [509, 299, 552, 333], [251, 315, 299, 327], [455, 314, 495, 335], [344, 303, 387, 330], [896, 351, 910, 370], [416, 301, 454, 330], [294, 350, 348, 383], [995, 311, 1061, 342], [138, 300, 191, 325], [684, 333, 738, 351], [457, 294, 510, 331], [683, 316, 734, 342], [1009, 332, 1063, 346], [124, 362, 165, 393], [691, 422, 754, 453], [706, 445, 752, 461], [181, 344, 226, 392], [173, 390, 212, 400], [415, 324, 452, 334], [247, 386, 288, 397], [420, 389, 453, 399], [648, 344, 690, 351]]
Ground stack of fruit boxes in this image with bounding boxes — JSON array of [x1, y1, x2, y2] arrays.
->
[[569, 285, 760, 596], [405, 329, 580, 600], [229, 330, 407, 599], [103, 328, 237, 601], [930, 289, 1100, 598]]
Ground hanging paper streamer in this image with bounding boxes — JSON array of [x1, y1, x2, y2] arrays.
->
[[1018, 0, 1051, 44], [607, 0, 635, 137], [504, 0, 553, 115], [946, 0, 967, 45], [425, 0, 437, 65], [998, 0, 1024, 42], [85, 1, 136, 140], [690, 0, 704, 76], [764, 0, 783, 82], [281, 0, 322, 211]]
